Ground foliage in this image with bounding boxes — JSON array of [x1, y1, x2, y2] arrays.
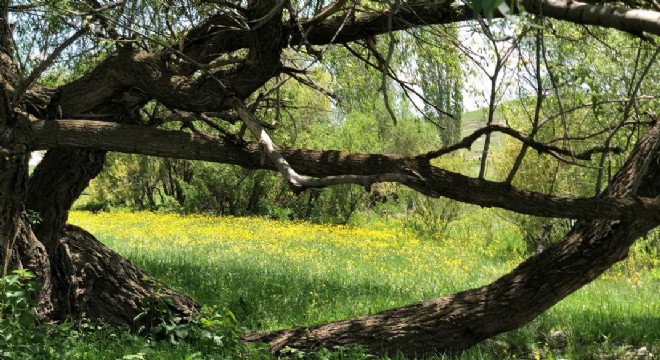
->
[[1, 212, 659, 359], [485, 24, 660, 252], [413, 26, 464, 147], [4, 0, 660, 358], [0, 269, 38, 326], [0, 269, 64, 360], [135, 292, 247, 355], [0, 268, 267, 360]]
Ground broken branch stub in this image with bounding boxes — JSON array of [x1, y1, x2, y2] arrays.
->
[[228, 97, 425, 194]]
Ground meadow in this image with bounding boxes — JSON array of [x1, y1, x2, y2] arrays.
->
[[2, 209, 659, 359]]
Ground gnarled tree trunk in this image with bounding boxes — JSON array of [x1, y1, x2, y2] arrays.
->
[[5, 1, 660, 358], [26, 149, 198, 324]]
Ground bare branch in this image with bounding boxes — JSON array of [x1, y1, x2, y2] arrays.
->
[[229, 97, 423, 193], [304, 0, 349, 26], [13, 27, 87, 104], [283, 70, 337, 100], [506, 25, 544, 185], [380, 0, 401, 126], [424, 124, 624, 161]]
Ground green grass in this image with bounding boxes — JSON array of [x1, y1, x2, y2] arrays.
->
[[3, 209, 659, 359]]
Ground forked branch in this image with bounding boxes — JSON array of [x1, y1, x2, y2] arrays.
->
[[228, 97, 424, 193]]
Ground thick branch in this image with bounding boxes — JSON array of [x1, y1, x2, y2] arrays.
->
[[230, 97, 421, 193], [45, 0, 660, 121], [523, 0, 660, 37], [294, 2, 473, 46], [243, 100, 660, 357], [23, 119, 660, 221]]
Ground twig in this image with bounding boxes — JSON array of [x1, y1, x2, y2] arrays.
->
[[506, 24, 544, 184], [343, 43, 455, 119], [303, 0, 348, 26], [283, 69, 336, 100], [380, 0, 401, 125], [596, 46, 660, 194], [12, 27, 86, 104]]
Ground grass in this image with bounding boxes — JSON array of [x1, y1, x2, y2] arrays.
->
[[67, 210, 524, 331], [3, 209, 659, 359], [60, 210, 660, 359]]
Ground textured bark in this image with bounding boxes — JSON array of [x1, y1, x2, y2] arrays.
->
[[27, 119, 660, 221], [523, 0, 660, 37], [24, 145, 199, 325], [0, 145, 54, 321], [243, 117, 660, 357], [5, 0, 660, 355], [27, 149, 106, 253], [0, 14, 53, 319], [53, 225, 197, 325], [1, 0, 285, 327]]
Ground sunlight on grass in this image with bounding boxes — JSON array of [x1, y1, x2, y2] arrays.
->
[[67, 211, 660, 359], [69, 210, 523, 330]]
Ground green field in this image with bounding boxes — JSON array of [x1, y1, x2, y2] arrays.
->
[[2, 210, 659, 359]]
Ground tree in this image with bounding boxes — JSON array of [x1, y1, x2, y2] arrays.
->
[[1, 0, 660, 357]]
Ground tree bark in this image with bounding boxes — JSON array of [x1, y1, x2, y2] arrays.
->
[[27, 119, 660, 222], [25, 149, 199, 323], [27, 149, 106, 253], [243, 121, 660, 357], [53, 224, 197, 325], [4, 0, 660, 355], [0, 14, 54, 319], [0, 0, 286, 327]]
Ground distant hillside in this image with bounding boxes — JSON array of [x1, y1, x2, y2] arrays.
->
[[461, 106, 507, 153], [451, 104, 511, 177]]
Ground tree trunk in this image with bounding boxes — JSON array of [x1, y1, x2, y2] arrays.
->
[[27, 149, 106, 253], [243, 122, 660, 357], [0, 156, 54, 321], [55, 224, 197, 325], [24, 148, 198, 324], [0, 9, 53, 320]]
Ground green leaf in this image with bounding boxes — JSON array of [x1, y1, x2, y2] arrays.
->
[[472, 0, 484, 18]]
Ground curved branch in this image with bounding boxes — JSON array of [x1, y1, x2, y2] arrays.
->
[[243, 102, 660, 357], [425, 124, 624, 161], [23, 119, 660, 222], [230, 96, 423, 193]]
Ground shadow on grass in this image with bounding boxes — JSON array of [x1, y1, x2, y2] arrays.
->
[[114, 247, 660, 359], [128, 254, 438, 332]]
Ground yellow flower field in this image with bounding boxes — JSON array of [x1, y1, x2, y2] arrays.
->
[[69, 210, 514, 290], [68, 210, 660, 338]]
